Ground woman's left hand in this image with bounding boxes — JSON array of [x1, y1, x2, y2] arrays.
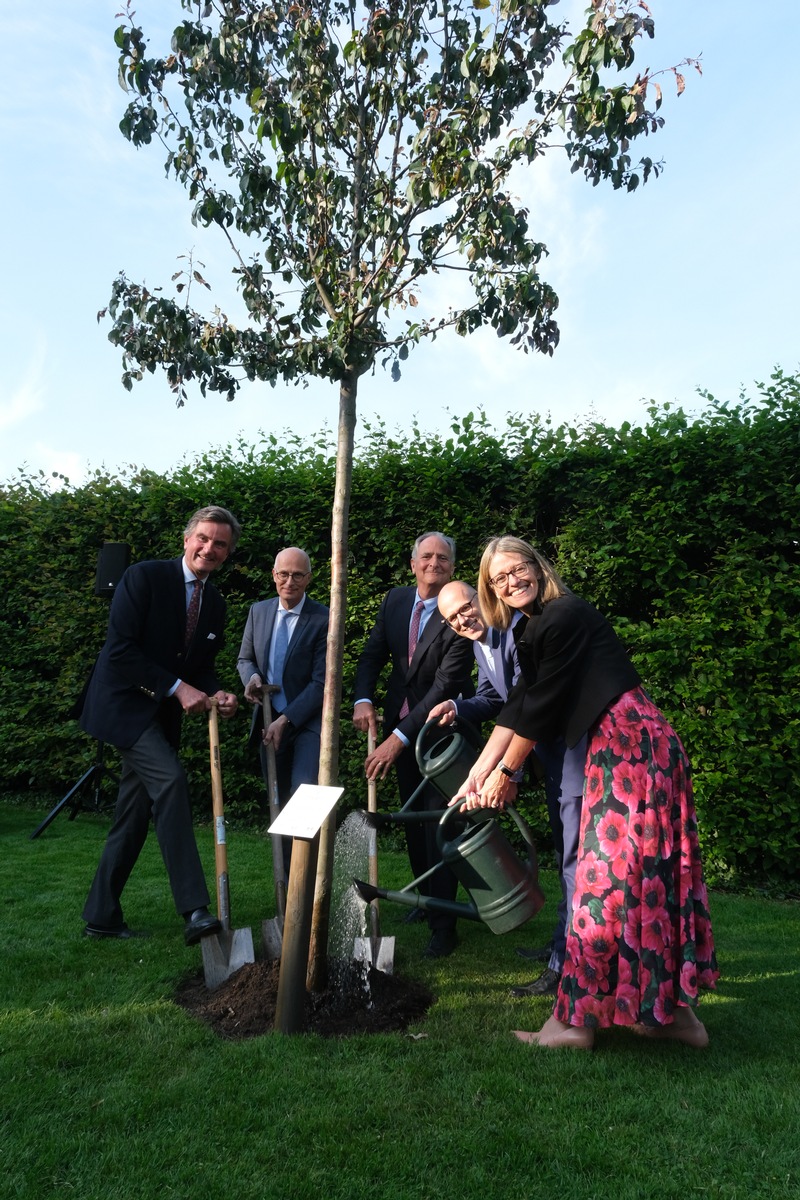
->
[[471, 767, 517, 811]]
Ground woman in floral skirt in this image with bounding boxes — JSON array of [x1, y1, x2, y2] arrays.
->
[[454, 536, 718, 1049]]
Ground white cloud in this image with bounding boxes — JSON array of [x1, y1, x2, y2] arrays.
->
[[0, 359, 45, 434]]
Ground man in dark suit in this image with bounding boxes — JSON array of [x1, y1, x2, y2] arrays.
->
[[80, 506, 241, 945], [237, 547, 329, 873], [352, 533, 475, 958]]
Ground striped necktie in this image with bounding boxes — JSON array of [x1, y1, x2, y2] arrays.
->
[[398, 599, 425, 719]]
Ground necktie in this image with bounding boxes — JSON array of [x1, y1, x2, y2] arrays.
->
[[184, 580, 202, 649], [270, 611, 291, 711], [399, 600, 425, 719]]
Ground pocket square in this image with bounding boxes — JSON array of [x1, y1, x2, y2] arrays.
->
[[207, 632, 216, 640]]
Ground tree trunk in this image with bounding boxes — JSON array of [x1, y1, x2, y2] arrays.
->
[[306, 372, 358, 991]]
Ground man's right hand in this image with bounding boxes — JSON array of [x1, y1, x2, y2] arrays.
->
[[244, 673, 263, 704], [174, 681, 211, 715], [352, 700, 378, 738], [428, 699, 457, 726]]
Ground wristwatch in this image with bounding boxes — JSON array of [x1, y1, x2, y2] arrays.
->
[[498, 760, 515, 778]]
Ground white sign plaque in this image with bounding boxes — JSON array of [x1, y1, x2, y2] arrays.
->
[[267, 784, 343, 839]]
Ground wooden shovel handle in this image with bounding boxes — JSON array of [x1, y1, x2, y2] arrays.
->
[[262, 686, 287, 919], [208, 699, 230, 927]]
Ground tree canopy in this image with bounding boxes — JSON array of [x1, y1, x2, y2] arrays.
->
[[104, 0, 692, 401]]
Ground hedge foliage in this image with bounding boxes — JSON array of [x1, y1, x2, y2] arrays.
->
[[2, 370, 798, 887]]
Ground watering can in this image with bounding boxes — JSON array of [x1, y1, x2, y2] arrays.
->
[[354, 800, 544, 934], [368, 716, 485, 827]]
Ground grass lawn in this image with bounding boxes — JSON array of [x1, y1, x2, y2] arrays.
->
[[2, 798, 799, 1200]]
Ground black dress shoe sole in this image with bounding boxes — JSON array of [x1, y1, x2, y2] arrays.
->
[[184, 919, 223, 947], [84, 925, 150, 940], [509, 969, 562, 997]]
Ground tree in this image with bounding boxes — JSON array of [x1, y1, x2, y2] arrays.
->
[[104, 0, 696, 986]]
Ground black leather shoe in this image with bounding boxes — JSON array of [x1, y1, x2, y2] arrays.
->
[[424, 929, 458, 959], [183, 908, 222, 946], [509, 967, 561, 997], [515, 942, 554, 962], [401, 908, 427, 925], [84, 923, 150, 940]]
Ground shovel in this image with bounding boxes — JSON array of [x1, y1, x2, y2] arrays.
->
[[353, 729, 396, 974], [261, 685, 287, 960], [201, 699, 256, 989]]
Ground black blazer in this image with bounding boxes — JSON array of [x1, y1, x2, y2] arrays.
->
[[353, 586, 475, 744], [78, 557, 226, 751], [499, 591, 641, 748]]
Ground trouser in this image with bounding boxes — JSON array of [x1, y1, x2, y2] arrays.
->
[[395, 749, 458, 934], [82, 721, 210, 928], [260, 722, 321, 878], [534, 735, 588, 974]]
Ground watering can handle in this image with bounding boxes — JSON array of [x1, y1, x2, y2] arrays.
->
[[438, 800, 540, 881], [414, 714, 482, 777]]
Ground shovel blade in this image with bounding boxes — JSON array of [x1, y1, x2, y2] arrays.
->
[[201, 927, 255, 990], [353, 935, 396, 976], [262, 915, 284, 962]]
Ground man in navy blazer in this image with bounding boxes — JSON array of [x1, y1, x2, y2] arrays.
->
[[430, 579, 587, 998], [237, 547, 329, 872], [352, 533, 475, 958], [80, 506, 241, 945]]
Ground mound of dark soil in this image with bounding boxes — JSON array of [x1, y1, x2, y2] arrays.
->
[[175, 958, 435, 1040]]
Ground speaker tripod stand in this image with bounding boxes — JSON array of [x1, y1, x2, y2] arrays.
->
[[30, 741, 118, 840]]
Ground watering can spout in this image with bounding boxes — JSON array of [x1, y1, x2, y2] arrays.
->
[[352, 878, 482, 923]]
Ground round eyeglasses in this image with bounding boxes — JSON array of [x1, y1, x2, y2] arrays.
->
[[274, 570, 310, 583], [488, 562, 533, 589], [443, 600, 476, 627]]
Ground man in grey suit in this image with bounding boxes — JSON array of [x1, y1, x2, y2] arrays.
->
[[430, 579, 586, 998], [237, 547, 329, 872]]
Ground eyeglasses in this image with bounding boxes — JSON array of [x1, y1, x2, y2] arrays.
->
[[274, 570, 310, 583], [443, 600, 476, 627], [488, 561, 534, 589]]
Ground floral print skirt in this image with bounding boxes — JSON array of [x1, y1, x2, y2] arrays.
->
[[554, 687, 718, 1029]]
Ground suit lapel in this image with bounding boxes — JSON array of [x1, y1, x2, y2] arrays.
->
[[407, 603, 443, 679], [260, 598, 278, 675], [282, 602, 310, 670]]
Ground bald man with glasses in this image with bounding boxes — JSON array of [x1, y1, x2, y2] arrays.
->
[[237, 547, 329, 872]]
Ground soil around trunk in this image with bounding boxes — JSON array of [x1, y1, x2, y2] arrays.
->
[[175, 958, 435, 1040]]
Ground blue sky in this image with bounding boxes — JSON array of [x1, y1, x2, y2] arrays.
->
[[1, 1, 797, 488]]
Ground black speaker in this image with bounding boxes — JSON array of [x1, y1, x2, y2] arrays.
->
[[94, 543, 131, 597]]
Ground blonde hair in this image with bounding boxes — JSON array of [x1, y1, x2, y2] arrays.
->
[[477, 536, 567, 630]]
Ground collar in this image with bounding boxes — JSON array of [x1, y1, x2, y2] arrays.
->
[[182, 559, 204, 587], [278, 593, 307, 617]]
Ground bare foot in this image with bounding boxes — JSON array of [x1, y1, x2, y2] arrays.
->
[[513, 1014, 595, 1050], [631, 1008, 709, 1048]]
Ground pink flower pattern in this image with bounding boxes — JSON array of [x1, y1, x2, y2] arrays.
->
[[555, 688, 718, 1031]]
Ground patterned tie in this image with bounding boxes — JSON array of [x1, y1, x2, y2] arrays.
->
[[398, 600, 425, 719], [270, 610, 291, 711], [184, 579, 202, 649]]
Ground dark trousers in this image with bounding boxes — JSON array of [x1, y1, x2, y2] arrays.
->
[[259, 723, 321, 879], [83, 722, 210, 928], [395, 748, 458, 933]]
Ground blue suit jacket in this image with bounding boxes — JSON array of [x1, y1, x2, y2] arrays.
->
[[454, 625, 520, 726], [236, 594, 329, 738], [78, 557, 226, 751]]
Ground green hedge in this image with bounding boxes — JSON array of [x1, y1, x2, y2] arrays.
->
[[2, 372, 798, 887]]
